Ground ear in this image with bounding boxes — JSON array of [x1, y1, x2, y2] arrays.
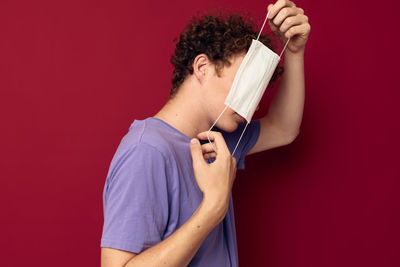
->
[[193, 53, 210, 84]]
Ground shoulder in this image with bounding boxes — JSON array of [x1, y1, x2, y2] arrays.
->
[[105, 119, 178, 183], [114, 119, 178, 163]]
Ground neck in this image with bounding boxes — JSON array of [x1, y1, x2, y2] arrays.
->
[[153, 87, 212, 139]]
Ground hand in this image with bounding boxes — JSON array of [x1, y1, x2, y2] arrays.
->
[[267, 0, 311, 54], [189, 131, 237, 218]]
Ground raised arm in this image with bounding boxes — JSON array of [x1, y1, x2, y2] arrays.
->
[[248, 0, 310, 155]]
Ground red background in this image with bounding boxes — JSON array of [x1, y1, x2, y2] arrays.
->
[[1, 0, 399, 266]]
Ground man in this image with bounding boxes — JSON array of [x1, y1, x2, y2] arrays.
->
[[101, 1, 310, 266]]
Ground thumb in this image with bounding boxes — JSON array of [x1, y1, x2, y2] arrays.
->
[[267, 4, 274, 18], [190, 138, 205, 166]]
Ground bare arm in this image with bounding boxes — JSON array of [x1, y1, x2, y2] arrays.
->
[[248, 49, 305, 155], [248, 0, 311, 155], [123, 198, 226, 267]]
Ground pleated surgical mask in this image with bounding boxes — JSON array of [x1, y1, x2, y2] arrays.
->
[[207, 8, 290, 157]]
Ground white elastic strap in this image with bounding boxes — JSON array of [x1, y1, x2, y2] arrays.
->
[[207, 105, 229, 152], [256, 7, 291, 59], [232, 122, 249, 157], [207, 105, 249, 158]]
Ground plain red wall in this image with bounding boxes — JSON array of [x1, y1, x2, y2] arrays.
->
[[1, 0, 399, 266]]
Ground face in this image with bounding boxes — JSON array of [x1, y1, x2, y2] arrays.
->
[[205, 52, 247, 132]]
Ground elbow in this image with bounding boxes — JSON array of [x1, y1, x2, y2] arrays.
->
[[286, 130, 300, 144]]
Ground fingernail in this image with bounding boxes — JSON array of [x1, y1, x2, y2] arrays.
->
[[191, 138, 198, 144]]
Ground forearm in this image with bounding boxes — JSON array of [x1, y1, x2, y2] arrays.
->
[[263, 48, 305, 136], [125, 198, 226, 267]]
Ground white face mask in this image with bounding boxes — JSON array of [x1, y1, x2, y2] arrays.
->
[[207, 8, 290, 157]]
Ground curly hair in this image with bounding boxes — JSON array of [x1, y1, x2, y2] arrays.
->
[[169, 10, 285, 98]]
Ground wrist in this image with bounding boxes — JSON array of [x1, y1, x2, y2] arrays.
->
[[200, 195, 229, 224], [284, 48, 305, 59]]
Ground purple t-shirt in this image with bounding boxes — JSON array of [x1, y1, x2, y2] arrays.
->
[[100, 117, 260, 266]]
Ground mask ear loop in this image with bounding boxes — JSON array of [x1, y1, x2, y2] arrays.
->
[[231, 121, 249, 157], [257, 8, 290, 58], [207, 104, 248, 158], [207, 105, 229, 153]]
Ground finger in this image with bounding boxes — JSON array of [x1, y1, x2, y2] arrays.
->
[[231, 156, 237, 167], [267, 4, 274, 15], [190, 138, 206, 166], [231, 157, 237, 179], [272, 6, 300, 27], [268, 17, 279, 32], [279, 14, 308, 34], [197, 131, 230, 155], [284, 23, 310, 39], [203, 152, 217, 160], [268, 0, 296, 19], [201, 142, 215, 154]]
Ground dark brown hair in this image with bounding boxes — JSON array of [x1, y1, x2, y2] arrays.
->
[[169, 10, 285, 98]]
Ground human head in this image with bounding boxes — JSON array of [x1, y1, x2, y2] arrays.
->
[[169, 11, 284, 131]]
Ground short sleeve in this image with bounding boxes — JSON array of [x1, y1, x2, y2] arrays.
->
[[100, 142, 169, 253], [220, 119, 261, 170]]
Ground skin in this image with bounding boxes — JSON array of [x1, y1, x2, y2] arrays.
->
[[101, 0, 311, 266]]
